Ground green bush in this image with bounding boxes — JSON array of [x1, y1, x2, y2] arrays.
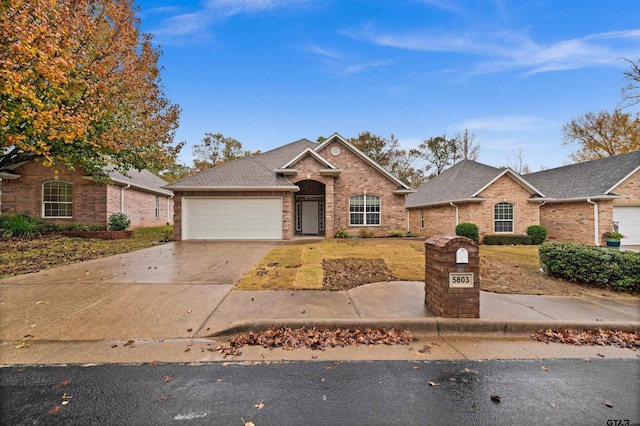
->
[[455, 222, 479, 243], [108, 213, 131, 231], [390, 230, 404, 237], [484, 235, 532, 245], [527, 225, 547, 245], [539, 242, 639, 292], [334, 227, 348, 238], [0, 214, 42, 238]]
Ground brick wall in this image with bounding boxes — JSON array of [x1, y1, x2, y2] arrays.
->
[[540, 200, 613, 246], [172, 191, 294, 241], [317, 141, 407, 236], [409, 174, 539, 240], [0, 162, 172, 229], [612, 170, 640, 207]]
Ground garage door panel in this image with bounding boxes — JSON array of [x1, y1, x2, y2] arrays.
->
[[613, 206, 640, 246], [183, 197, 282, 240]]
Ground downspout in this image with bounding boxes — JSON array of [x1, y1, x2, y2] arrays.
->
[[450, 202, 459, 227], [586, 198, 599, 246], [167, 194, 174, 225], [120, 184, 130, 213]]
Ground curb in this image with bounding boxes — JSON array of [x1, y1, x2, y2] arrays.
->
[[202, 319, 640, 338]]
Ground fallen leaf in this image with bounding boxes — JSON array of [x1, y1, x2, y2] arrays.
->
[[49, 406, 62, 414], [464, 367, 471, 373], [241, 418, 254, 426], [428, 381, 438, 386], [596, 353, 605, 358], [601, 400, 614, 408], [540, 366, 549, 371], [61, 401, 69, 406], [412, 366, 420, 370], [123, 340, 135, 347], [162, 375, 172, 383], [15, 341, 30, 349], [111, 344, 118, 348], [417, 345, 431, 354], [550, 403, 558, 409], [187, 328, 193, 332], [156, 394, 170, 402], [184, 347, 191, 352], [254, 402, 264, 410], [491, 395, 501, 403], [52, 380, 70, 389]]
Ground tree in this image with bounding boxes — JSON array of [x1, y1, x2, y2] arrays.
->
[[620, 57, 640, 109], [0, 0, 181, 181], [452, 127, 480, 163], [562, 110, 640, 162], [348, 131, 399, 168], [386, 149, 426, 188], [191, 133, 257, 172], [411, 135, 457, 176], [507, 148, 531, 174]]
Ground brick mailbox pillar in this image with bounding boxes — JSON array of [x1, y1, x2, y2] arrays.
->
[[424, 235, 480, 318]]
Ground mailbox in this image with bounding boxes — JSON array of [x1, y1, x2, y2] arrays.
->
[[424, 235, 479, 318]]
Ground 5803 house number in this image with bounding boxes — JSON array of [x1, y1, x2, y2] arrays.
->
[[449, 273, 474, 288]]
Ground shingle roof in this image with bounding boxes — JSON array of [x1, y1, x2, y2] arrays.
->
[[407, 151, 640, 208], [406, 160, 505, 207], [165, 139, 317, 189], [523, 151, 640, 199], [107, 167, 173, 196]]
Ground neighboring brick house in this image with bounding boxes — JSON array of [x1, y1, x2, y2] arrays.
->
[[165, 133, 414, 240], [406, 151, 640, 247], [0, 161, 173, 229]]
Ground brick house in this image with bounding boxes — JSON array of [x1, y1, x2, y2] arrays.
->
[[165, 133, 414, 240], [0, 162, 174, 229], [407, 151, 640, 247]]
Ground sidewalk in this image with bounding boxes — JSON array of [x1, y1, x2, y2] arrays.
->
[[1, 279, 638, 365]]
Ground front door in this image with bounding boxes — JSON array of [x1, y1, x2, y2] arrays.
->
[[301, 201, 319, 235]]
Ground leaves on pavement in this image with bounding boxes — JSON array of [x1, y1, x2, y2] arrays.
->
[[216, 327, 416, 357], [532, 328, 639, 349]]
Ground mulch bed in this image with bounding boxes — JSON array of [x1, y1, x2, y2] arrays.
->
[[322, 258, 397, 290]]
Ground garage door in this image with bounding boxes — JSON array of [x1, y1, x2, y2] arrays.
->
[[613, 206, 640, 245], [183, 197, 282, 240]]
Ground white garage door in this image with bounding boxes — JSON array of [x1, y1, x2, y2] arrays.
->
[[613, 206, 640, 246], [183, 197, 282, 240]]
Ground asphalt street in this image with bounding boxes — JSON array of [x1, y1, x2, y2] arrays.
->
[[1, 359, 639, 425]]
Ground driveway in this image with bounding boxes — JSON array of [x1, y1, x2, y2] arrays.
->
[[0, 241, 276, 343]]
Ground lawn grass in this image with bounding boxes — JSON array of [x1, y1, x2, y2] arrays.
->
[[479, 244, 540, 266], [236, 238, 426, 290], [0, 225, 173, 278]]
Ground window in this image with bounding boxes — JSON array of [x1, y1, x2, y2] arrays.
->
[[494, 202, 514, 233], [420, 209, 425, 229], [295, 202, 302, 232], [349, 195, 380, 226], [42, 182, 73, 218], [319, 202, 325, 231], [155, 195, 159, 218]]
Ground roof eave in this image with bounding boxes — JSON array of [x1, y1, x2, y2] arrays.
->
[[166, 185, 300, 192], [0, 172, 21, 179], [274, 168, 298, 176], [393, 189, 416, 194], [407, 197, 486, 209], [320, 169, 342, 176], [540, 195, 625, 204]]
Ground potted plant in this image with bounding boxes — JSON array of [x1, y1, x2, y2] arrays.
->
[[603, 231, 625, 248]]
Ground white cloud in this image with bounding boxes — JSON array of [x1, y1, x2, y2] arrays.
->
[[345, 24, 640, 76]]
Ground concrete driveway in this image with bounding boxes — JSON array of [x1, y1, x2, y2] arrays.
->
[[0, 241, 276, 342]]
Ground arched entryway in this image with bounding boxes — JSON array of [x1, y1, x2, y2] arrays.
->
[[295, 180, 326, 236]]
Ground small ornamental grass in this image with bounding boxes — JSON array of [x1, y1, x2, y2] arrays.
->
[[0, 214, 42, 238]]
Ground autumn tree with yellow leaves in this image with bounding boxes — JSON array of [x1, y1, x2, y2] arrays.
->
[[0, 0, 182, 180]]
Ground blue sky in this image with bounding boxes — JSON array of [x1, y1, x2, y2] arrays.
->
[[135, 0, 640, 171]]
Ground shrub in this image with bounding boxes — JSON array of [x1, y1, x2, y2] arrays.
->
[[539, 242, 639, 293], [108, 213, 131, 231], [455, 222, 479, 243], [484, 235, 533, 245], [334, 227, 348, 238], [0, 214, 42, 238], [527, 225, 548, 245], [390, 229, 404, 237], [358, 228, 375, 238]]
